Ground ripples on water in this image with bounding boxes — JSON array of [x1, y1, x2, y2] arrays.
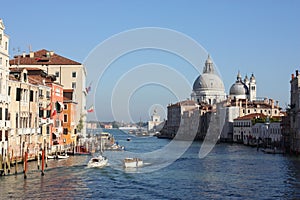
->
[[1, 129, 300, 199]]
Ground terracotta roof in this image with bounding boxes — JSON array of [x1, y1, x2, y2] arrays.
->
[[9, 49, 81, 66], [235, 113, 266, 120]]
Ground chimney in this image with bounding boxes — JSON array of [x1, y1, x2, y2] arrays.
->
[[50, 51, 54, 56], [296, 70, 299, 76], [292, 74, 295, 80], [29, 51, 34, 58], [22, 52, 26, 58]]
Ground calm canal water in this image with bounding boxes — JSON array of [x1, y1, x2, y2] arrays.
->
[[1, 129, 300, 199]]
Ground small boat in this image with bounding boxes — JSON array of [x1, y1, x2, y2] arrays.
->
[[87, 155, 108, 168], [57, 153, 69, 159], [123, 158, 143, 168], [127, 138, 131, 141], [261, 148, 284, 154], [47, 155, 57, 159]]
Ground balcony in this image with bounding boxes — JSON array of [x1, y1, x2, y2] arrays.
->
[[39, 118, 54, 125], [17, 128, 37, 135], [0, 94, 11, 103]]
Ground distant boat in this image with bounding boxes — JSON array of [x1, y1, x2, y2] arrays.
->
[[47, 155, 57, 159], [261, 148, 284, 154], [87, 155, 108, 168], [123, 158, 143, 168], [57, 153, 69, 159], [127, 138, 131, 141]]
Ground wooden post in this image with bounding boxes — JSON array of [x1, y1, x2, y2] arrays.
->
[[15, 155, 17, 175], [24, 151, 28, 179], [45, 143, 48, 168], [37, 151, 40, 170], [0, 154, 3, 175], [6, 152, 10, 174], [41, 149, 45, 176], [3, 153, 6, 176]]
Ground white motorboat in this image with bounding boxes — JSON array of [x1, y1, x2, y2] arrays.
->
[[47, 155, 57, 159], [87, 155, 108, 168], [57, 153, 69, 159], [123, 158, 143, 168]]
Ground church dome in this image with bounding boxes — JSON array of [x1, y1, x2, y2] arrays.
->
[[229, 72, 249, 97], [229, 81, 249, 96], [193, 73, 225, 91]]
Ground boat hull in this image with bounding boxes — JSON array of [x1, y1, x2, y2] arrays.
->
[[123, 158, 143, 168]]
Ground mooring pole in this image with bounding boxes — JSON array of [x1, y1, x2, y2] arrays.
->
[[41, 149, 45, 176], [24, 150, 28, 179]]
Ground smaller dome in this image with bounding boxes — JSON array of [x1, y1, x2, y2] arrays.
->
[[229, 81, 249, 96]]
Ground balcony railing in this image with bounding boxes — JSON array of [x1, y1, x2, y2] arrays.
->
[[17, 128, 37, 135]]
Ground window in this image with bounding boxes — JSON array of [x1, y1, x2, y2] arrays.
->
[[63, 128, 68, 135], [64, 114, 68, 122], [8, 86, 11, 96], [46, 91, 50, 99], [39, 89, 43, 97], [46, 110, 51, 118], [39, 109, 43, 118], [16, 113, 18, 128], [55, 71, 59, 77], [46, 126, 50, 135], [72, 82, 76, 89], [5, 108, 9, 120], [30, 90, 34, 102], [16, 88, 21, 101], [64, 104, 68, 110], [72, 72, 76, 78], [5, 42, 8, 50], [0, 57, 2, 65], [0, 108, 2, 120]]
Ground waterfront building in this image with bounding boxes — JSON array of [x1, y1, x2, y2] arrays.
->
[[46, 80, 64, 153], [0, 19, 10, 161], [62, 89, 77, 149], [9, 49, 87, 138], [8, 68, 40, 160], [148, 109, 162, 132], [159, 100, 199, 138], [26, 68, 52, 154], [233, 113, 282, 146], [191, 55, 226, 104], [289, 70, 300, 152]]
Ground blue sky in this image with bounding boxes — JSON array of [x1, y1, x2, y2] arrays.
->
[[2, 1, 300, 122]]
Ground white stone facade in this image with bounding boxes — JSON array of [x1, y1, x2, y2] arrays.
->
[[0, 19, 10, 156]]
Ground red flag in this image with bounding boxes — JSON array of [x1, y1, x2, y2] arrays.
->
[[52, 110, 57, 117], [85, 82, 92, 94], [87, 105, 94, 113]]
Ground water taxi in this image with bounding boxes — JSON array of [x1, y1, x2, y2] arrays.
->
[[123, 158, 143, 168]]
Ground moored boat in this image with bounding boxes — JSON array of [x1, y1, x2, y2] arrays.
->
[[57, 153, 69, 159], [123, 158, 143, 168]]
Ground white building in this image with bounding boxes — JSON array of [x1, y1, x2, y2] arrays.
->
[[148, 109, 162, 131], [191, 55, 227, 105], [9, 49, 87, 137], [0, 19, 10, 159], [252, 122, 282, 144], [233, 113, 282, 145]]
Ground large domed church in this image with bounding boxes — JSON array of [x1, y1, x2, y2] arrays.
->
[[191, 55, 227, 104]]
